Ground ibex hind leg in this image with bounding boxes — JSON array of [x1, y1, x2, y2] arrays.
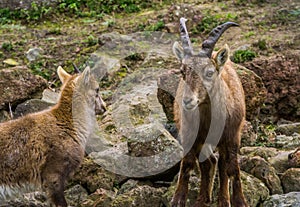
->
[[227, 151, 248, 207], [217, 150, 230, 207], [41, 170, 68, 207]]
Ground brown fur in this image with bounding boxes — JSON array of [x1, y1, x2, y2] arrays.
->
[[0, 66, 105, 207], [171, 44, 248, 207]]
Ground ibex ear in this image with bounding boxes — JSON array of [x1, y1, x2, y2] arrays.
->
[[214, 44, 229, 73], [57, 66, 71, 84], [173, 41, 184, 61], [81, 66, 91, 85]]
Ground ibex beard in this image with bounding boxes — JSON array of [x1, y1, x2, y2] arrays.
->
[[0, 66, 106, 207], [171, 18, 248, 207]]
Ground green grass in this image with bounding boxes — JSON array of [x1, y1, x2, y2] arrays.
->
[[232, 49, 257, 63], [0, 0, 167, 24]]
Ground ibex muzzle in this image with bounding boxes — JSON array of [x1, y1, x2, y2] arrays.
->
[[173, 18, 238, 111]]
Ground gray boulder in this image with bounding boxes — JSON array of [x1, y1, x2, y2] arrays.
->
[[262, 192, 300, 207]]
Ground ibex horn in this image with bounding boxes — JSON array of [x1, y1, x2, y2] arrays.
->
[[180, 17, 193, 55], [201, 22, 239, 57], [72, 63, 81, 73]]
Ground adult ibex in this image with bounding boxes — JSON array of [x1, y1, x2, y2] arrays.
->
[[171, 18, 248, 207]]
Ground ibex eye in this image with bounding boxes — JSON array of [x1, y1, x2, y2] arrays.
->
[[206, 71, 214, 77]]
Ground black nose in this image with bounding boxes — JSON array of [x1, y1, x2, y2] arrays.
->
[[183, 98, 193, 105]]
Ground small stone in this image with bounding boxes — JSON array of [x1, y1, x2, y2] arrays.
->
[[26, 47, 43, 61], [3, 58, 19, 66]]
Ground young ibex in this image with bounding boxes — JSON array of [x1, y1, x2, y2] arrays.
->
[[171, 18, 248, 207], [0, 66, 106, 207]]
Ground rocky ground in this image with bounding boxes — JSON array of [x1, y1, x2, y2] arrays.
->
[[0, 0, 299, 206]]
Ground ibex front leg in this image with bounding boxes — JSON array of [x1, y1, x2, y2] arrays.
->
[[193, 153, 217, 207], [171, 151, 197, 207]]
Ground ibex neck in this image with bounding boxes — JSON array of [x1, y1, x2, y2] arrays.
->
[[72, 92, 97, 148]]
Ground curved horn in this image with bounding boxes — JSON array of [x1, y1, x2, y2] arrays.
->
[[201, 22, 239, 57], [72, 63, 81, 73], [180, 17, 193, 55]]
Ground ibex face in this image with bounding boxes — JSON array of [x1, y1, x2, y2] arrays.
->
[[58, 66, 107, 115], [83, 74, 107, 115], [173, 18, 238, 111]]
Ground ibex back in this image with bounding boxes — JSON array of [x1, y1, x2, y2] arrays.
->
[[0, 66, 106, 207], [171, 18, 248, 207]]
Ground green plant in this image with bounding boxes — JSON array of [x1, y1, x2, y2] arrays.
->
[[254, 39, 267, 50], [192, 10, 238, 34], [21, 2, 52, 21], [244, 31, 255, 39], [232, 49, 257, 63], [86, 35, 98, 46], [145, 20, 165, 31], [29, 61, 50, 80], [1, 42, 13, 51]]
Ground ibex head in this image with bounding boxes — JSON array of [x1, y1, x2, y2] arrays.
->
[[173, 18, 239, 111], [57, 66, 107, 115]]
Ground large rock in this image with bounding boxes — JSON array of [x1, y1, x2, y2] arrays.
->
[[262, 192, 300, 207], [276, 122, 300, 136], [243, 51, 300, 121], [238, 171, 269, 207], [240, 156, 283, 194], [240, 147, 297, 173], [14, 99, 54, 118], [268, 150, 296, 173], [0, 66, 47, 111], [235, 64, 267, 121], [273, 133, 300, 149], [281, 168, 300, 193], [240, 146, 279, 160], [70, 157, 124, 193], [87, 32, 183, 180]]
